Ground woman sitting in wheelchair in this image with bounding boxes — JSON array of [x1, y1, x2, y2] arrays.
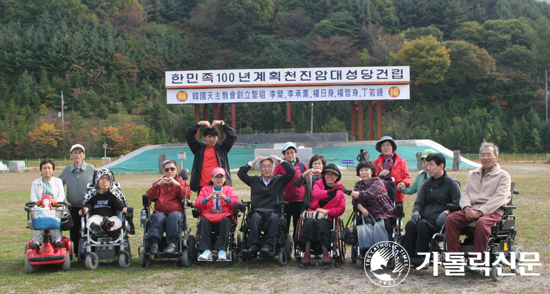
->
[[30, 158, 66, 249], [299, 163, 346, 264], [80, 169, 128, 234], [349, 161, 395, 241], [195, 167, 239, 261]]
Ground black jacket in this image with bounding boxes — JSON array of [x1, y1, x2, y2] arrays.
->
[[413, 171, 461, 222], [185, 123, 237, 192], [237, 161, 296, 211]]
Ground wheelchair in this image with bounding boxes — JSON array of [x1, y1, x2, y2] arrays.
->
[[294, 214, 346, 268], [78, 173, 134, 270], [430, 181, 521, 281], [24, 195, 73, 273], [138, 194, 195, 267], [191, 201, 246, 263], [350, 177, 405, 269], [237, 201, 293, 266]]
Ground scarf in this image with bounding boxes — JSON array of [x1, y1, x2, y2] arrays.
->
[[383, 154, 394, 172], [83, 168, 128, 207]]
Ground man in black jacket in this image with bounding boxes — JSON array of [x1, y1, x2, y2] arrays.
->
[[238, 155, 296, 256], [185, 120, 237, 194], [403, 153, 461, 267]]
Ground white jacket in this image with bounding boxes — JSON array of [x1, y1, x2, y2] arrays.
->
[[30, 177, 65, 203]]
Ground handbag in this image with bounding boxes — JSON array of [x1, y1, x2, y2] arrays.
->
[[60, 213, 74, 231], [357, 214, 389, 250], [300, 210, 328, 220], [340, 213, 357, 245]]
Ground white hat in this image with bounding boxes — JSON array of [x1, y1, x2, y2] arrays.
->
[[70, 144, 85, 153], [282, 142, 297, 152]]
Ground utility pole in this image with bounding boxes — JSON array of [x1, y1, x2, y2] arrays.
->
[[61, 91, 65, 132], [546, 70, 548, 122]]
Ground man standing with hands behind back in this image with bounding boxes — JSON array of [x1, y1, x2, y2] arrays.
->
[[59, 144, 95, 254], [186, 120, 237, 195]]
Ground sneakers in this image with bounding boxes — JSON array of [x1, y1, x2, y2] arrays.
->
[[163, 243, 177, 254], [301, 252, 311, 264], [90, 223, 103, 235], [260, 247, 271, 256], [198, 250, 213, 261], [54, 240, 64, 248], [30, 242, 40, 250], [150, 241, 159, 255], [322, 252, 331, 264], [103, 219, 115, 231], [217, 250, 227, 261]]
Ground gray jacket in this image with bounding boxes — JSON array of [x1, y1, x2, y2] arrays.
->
[[58, 161, 95, 208]]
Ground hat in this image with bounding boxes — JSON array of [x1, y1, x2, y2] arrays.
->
[[375, 136, 397, 153], [322, 163, 341, 182], [420, 149, 437, 159], [70, 144, 85, 153], [282, 142, 297, 153], [212, 167, 226, 177]]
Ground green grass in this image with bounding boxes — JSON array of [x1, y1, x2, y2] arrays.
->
[[0, 162, 549, 293]]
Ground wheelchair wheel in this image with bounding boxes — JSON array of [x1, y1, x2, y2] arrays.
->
[[119, 251, 131, 269], [69, 241, 74, 260], [62, 251, 71, 271], [284, 234, 294, 260], [490, 264, 504, 282], [511, 246, 524, 275], [356, 258, 363, 270], [138, 249, 149, 267], [180, 249, 191, 267], [24, 252, 33, 274], [351, 246, 357, 264], [236, 234, 242, 251], [278, 250, 288, 266], [188, 235, 196, 262], [85, 252, 99, 270]]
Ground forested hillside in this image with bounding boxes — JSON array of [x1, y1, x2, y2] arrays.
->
[[1, 0, 549, 159]]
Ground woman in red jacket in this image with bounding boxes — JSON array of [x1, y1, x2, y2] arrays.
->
[[195, 167, 239, 261], [373, 136, 411, 204], [298, 164, 346, 265]]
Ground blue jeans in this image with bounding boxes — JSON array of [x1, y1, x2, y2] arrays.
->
[[148, 211, 181, 244]]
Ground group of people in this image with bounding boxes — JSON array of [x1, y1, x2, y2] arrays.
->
[[29, 120, 512, 270]]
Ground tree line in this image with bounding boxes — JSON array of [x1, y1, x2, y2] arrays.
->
[[0, 0, 549, 159]]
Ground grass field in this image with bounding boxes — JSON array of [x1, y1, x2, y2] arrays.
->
[[0, 162, 548, 293]]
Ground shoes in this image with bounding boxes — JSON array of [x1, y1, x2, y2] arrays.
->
[[302, 252, 311, 264], [54, 240, 64, 248], [322, 252, 331, 264], [90, 223, 103, 235], [103, 219, 115, 231], [30, 242, 40, 250], [465, 265, 484, 276], [242, 245, 259, 256], [198, 250, 213, 261], [150, 242, 159, 255], [260, 247, 270, 256], [217, 250, 227, 261], [410, 256, 426, 268], [163, 243, 177, 254]]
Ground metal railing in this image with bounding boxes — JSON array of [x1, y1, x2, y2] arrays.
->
[[1, 157, 113, 169], [462, 153, 550, 163]]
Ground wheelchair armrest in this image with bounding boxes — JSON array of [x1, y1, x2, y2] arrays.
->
[[395, 203, 404, 218], [191, 208, 201, 219], [447, 203, 461, 212], [501, 205, 516, 211], [236, 203, 247, 213], [142, 194, 150, 207], [186, 200, 194, 208]]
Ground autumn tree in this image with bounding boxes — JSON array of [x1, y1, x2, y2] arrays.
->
[[305, 35, 361, 67], [28, 123, 64, 158]]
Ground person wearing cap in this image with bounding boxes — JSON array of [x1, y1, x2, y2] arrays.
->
[[373, 136, 411, 203], [273, 142, 308, 239], [195, 167, 239, 261], [299, 163, 346, 264], [400, 149, 437, 196], [59, 144, 95, 254], [237, 155, 295, 256], [404, 153, 461, 268], [186, 120, 237, 195], [146, 160, 191, 254]]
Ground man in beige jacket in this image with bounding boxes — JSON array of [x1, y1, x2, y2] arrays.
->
[[445, 142, 511, 255]]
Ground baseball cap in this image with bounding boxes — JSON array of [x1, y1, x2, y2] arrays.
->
[[212, 167, 226, 177], [70, 144, 85, 153], [420, 149, 437, 159], [282, 142, 297, 152]]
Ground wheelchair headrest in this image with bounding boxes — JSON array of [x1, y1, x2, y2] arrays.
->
[[142, 194, 150, 207], [179, 168, 190, 181]]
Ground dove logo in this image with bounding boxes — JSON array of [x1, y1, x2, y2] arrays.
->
[[364, 241, 410, 287]]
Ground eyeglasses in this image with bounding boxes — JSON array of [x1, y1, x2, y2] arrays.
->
[[480, 153, 494, 158], [213, 175, 225, 179], [164, 167, 176, 172]]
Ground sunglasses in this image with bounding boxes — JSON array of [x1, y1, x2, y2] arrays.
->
[[164, 167, 176, 172]]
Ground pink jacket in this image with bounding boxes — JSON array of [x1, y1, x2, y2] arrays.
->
[[310, 179, 346, 221], [195, 185, 239, 220], [374, 153, 411, 203], [274, 160, 305, 202]]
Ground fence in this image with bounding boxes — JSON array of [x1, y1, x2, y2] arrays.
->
[[1, 157, 113, 170], [462, 153, 550, 163]]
